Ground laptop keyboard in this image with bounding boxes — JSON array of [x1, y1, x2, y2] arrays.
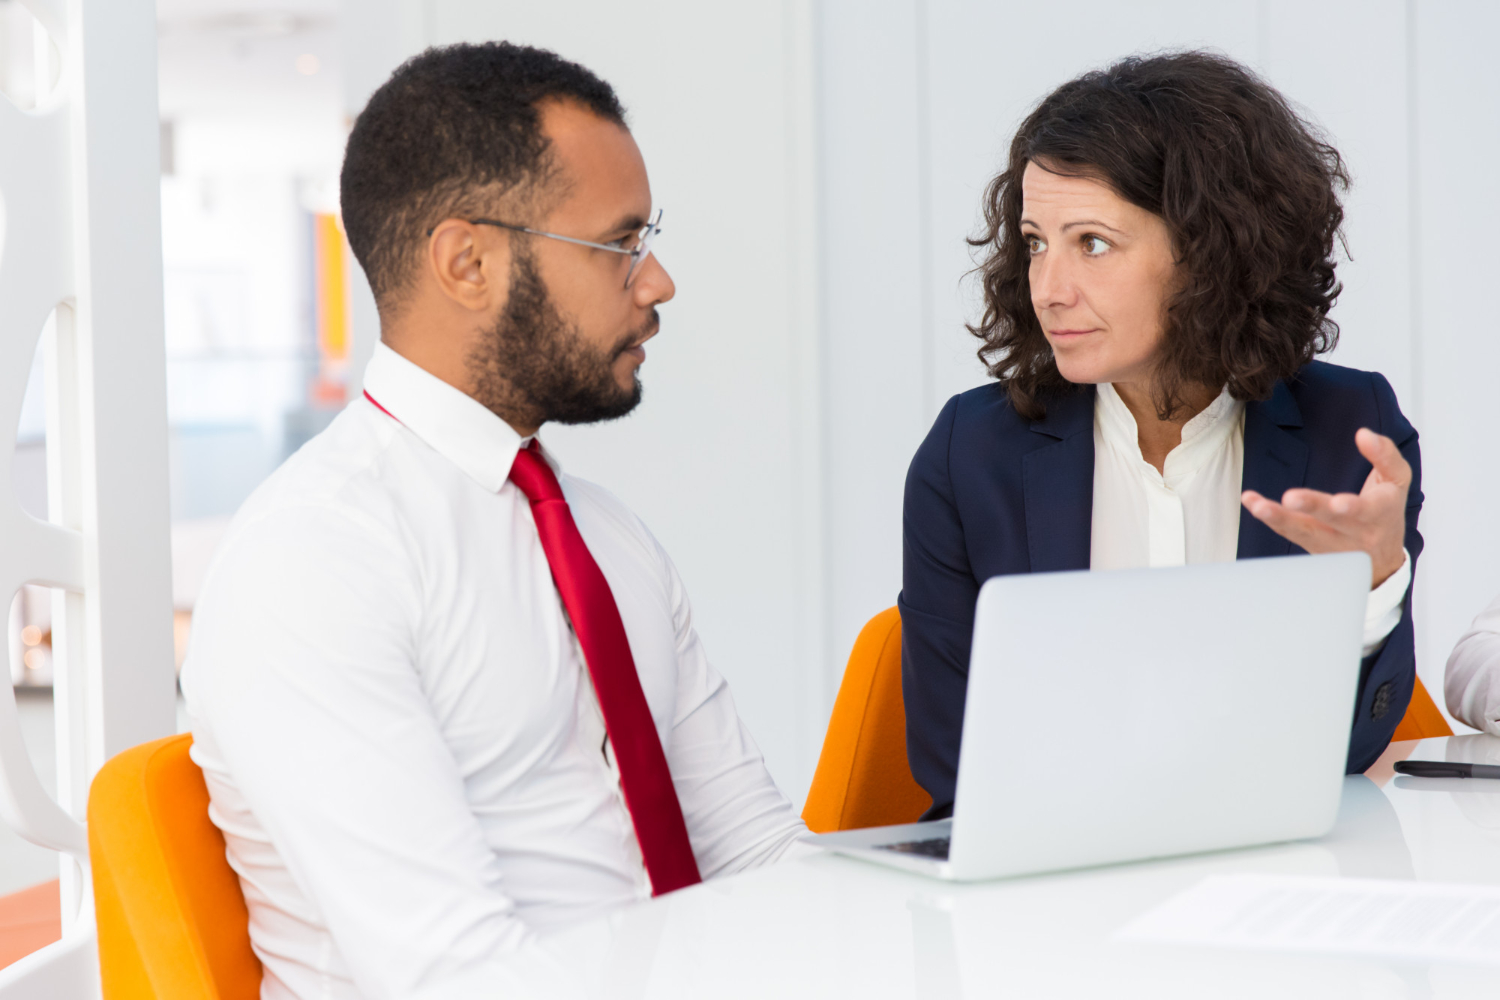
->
[[875, 837, 950, 860]]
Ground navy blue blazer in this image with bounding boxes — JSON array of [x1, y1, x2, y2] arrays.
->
[[899, 361, 1423, 819]]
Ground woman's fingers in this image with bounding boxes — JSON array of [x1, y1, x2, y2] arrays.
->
[[1240, 431, 1410, 588], [1241, 459, 1409, 589], [1282, 487, 1372, 522], [1355, 428, 1412, 488], [1281, 488, 1338, 518], [1240, 492, 1343, 548]]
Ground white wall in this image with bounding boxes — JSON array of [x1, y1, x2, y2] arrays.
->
[[816, 1, 934, 705], [340, 0, 1500, 802], [1412, 1, 1500, 725]]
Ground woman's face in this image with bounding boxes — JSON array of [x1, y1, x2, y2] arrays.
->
[[1020, 162, 1178, 389]]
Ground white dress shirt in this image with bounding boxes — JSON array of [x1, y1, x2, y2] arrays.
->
[[1089, 382, 1409, 656], [181, 343, 807, 1000], [1445, 592, 1500, 735]]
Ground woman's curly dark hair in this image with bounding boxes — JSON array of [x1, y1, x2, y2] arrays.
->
[[970, 50, 1349, 420]]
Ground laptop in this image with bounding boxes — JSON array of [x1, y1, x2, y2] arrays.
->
[[810, 552, 1371, 880]]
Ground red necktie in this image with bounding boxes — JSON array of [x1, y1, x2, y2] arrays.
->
[[509, 441, 702, 896]]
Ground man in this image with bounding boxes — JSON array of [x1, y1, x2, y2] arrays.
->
[[182, 43, 807, 1000], [1446, 592, 1500, 735]]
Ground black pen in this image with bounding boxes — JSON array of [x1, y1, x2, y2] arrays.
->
[[1394, 760, 1500, 779]]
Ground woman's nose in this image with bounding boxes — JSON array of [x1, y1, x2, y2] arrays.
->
[[1029, 252, 1075, 312]]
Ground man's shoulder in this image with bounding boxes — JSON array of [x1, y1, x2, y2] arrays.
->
[[559, 473, 660, 554], [558, 470, 685, 601], [214, 405, 413, 568]]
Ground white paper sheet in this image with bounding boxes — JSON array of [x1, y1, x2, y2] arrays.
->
[[1116, 874, 1500, 966]]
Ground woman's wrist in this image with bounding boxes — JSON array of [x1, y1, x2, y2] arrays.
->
[[1371, 547, 1408, 590]]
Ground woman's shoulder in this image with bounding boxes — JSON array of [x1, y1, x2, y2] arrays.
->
[[1284, 360, 1414, 438], [940, 380, 1091, 434], [948, 381, 1021, 425], [920, 382, 1043, 458], [911, 381, 1093, 486]]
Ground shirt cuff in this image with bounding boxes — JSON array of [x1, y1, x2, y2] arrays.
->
[[1362, 548, 1411, 657]]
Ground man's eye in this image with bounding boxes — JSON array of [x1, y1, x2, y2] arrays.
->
[[1083, 235, 1110, 255], [606, 231, 644, 251]]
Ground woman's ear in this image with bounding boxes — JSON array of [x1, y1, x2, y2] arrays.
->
[[426, 219, 510, 314]]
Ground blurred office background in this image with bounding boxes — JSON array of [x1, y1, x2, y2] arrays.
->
[[4, 1, 1498, 893]]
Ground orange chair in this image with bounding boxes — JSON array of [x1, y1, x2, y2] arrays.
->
[[803, 608, 930, 832], [804, 606, 1452, 832], [88, 733, 261, 1000], [1392, 675, 1453, 741]]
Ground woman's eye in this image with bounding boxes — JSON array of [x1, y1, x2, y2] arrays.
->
[[1082, 235, 1110, 255], [1025, 236, 1046, 255]]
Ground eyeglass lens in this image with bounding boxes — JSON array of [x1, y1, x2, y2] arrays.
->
[[624, 213, 662, 288]]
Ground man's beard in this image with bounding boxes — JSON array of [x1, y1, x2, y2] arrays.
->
[[467, 249, 651, 429]]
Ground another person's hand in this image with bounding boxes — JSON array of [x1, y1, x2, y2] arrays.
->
[[1241, 428, 1410, 588]]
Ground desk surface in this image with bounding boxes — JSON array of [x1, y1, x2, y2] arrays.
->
[[539, 735, 1500, 999]]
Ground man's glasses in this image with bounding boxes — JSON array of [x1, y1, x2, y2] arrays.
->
[[456, 208, 663, 289]]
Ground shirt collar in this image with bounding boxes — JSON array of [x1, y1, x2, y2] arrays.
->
[[1095, 381, 1244, 480], [361, 341, 558, 493]]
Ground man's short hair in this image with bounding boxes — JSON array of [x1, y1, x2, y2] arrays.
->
[[340, 42, 626, 312]]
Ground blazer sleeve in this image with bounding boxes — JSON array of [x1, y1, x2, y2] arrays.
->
[[898, 396, 974, 819], [1344, 372, 1424, 774]]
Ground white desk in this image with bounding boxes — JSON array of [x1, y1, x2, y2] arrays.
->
[[536, 735, 1500, 998]]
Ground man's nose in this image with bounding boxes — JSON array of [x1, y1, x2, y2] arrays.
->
[[633, 253, 675, 307]]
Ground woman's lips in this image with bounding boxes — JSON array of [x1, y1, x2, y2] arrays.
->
[[1047, 328, 1098, 339]]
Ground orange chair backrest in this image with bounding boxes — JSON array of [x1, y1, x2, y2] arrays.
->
[[89, 733, 261, 1000], [803, 607, 931, 832], [1392, 675, 1453, 742], [803, 606, 1452, 833]]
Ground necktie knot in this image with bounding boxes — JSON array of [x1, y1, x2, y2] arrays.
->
[[509, 441, 565, 503]]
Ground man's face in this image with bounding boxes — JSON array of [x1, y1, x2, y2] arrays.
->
[[468, 100, 675, 428]]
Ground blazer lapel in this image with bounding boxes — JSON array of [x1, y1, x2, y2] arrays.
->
[[1022, 389, 1096, 572], [1237, 381, 1309, 559]]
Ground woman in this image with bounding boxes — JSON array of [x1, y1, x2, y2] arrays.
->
[[901, 51, 1421, 819]]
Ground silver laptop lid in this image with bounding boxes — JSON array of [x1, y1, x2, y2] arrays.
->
[[950, 552, 1370, 879]]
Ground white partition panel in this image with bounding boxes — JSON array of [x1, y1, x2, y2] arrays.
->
[[1411, 0, 1500, 727], [339, 0, 427, 400], [816, 0, 932, 702], [1259, 0, 1415, 409], [0, 0, 174, 994]]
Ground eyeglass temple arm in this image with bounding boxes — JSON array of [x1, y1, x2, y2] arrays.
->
[[470, 219, 636, 256]]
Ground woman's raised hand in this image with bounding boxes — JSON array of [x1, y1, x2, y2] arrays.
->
[[1240, 428, 1411, 588]]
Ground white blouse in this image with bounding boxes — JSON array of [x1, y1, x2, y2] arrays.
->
[[1089, 383, 1409, 656]]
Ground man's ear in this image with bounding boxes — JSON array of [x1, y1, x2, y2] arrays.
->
[[427, 219, 509, 314]]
